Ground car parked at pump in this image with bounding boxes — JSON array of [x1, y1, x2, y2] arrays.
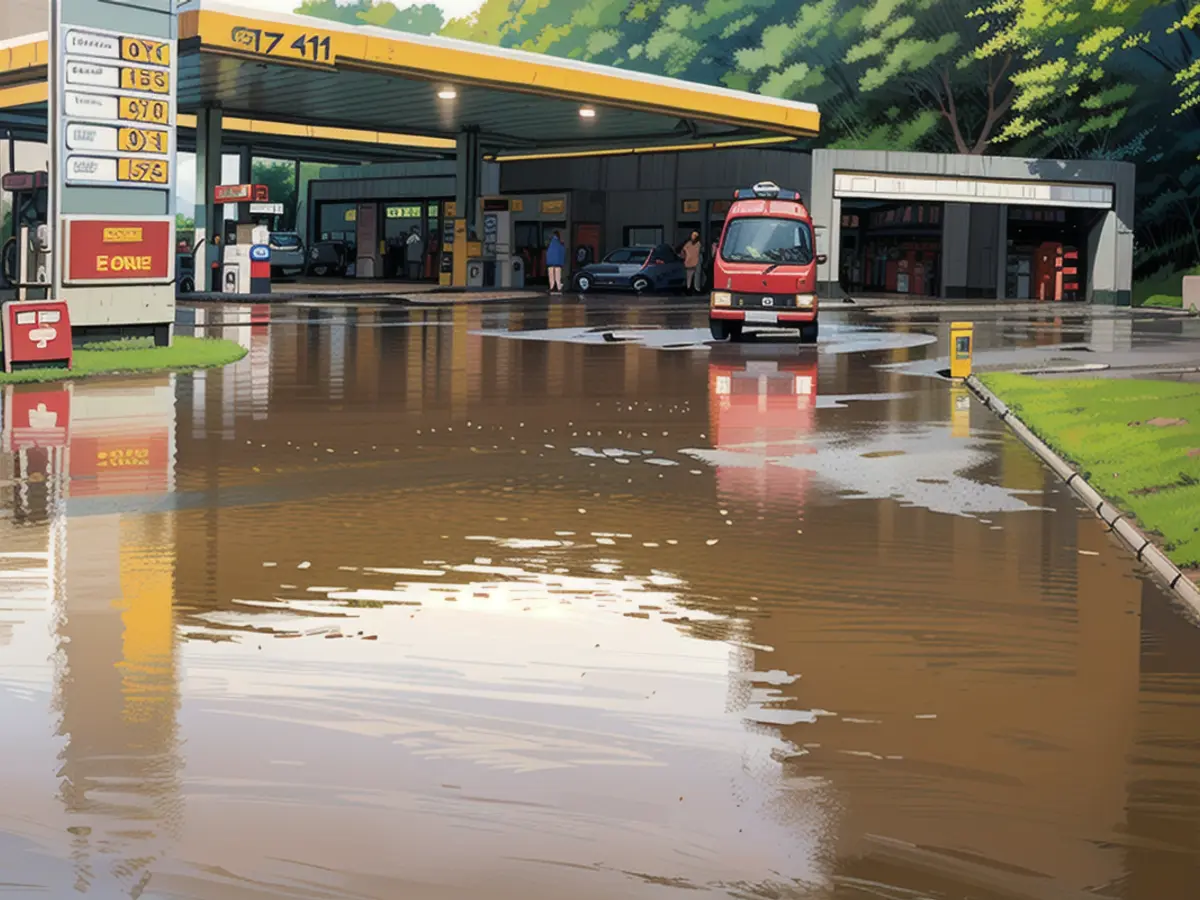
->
[[306, 239, 353, 277], [573, 244, 686, 294], [709, 181, 825, 344], [267, 232, 305, 277]]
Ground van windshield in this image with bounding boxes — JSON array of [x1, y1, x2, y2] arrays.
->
[[721, 217, 813, 265]]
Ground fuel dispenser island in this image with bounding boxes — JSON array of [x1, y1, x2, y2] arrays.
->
[[473, 198, 524, 289], [211, 184, 273, 295], [1, 171, 52, 299]]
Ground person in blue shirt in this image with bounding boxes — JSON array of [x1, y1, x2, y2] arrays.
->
[[546, 231, 566, 293]]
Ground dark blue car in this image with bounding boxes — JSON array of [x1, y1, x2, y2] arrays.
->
[[573, 244, 686, 294]]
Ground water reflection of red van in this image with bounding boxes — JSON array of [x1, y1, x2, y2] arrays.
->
[[707, 354, 818, 508]]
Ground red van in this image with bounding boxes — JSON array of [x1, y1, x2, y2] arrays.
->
[[708, 182, 825, 343]]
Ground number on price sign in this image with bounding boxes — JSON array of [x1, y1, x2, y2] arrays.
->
[[117, 127, 168, 155], [119, 67, 170, 94], [119, 96, 170, 125], [228, 26, 335, 65], [117, 158, 169, 185], [120, 37, 170, 67]]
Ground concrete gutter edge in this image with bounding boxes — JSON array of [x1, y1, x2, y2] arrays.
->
[[966, 374, 1200, 623]]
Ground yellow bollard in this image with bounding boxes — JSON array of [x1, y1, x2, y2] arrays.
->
[[949, 321, 974, 380], [950, 386, 971, 438]]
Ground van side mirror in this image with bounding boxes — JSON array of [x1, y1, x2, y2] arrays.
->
[[816, 254, 828, 265]]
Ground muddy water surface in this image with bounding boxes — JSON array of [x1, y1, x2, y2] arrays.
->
[[2, 301, 1199, 899]]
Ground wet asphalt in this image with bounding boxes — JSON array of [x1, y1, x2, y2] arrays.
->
[[1, 295, 1199, 899]]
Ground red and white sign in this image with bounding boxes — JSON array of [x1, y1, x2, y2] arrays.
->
[[214, 183, 269, 204], [62, 216, 174, 284], [2, 301, 74, 373], [1, 385, 71, 452]]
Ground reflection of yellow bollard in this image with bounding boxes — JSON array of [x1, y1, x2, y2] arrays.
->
[[949, 321, 974, 380], [950, 386, 970, 438]]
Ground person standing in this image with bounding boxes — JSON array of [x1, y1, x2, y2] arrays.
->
[[405, 226, 424, 281], [546, 231, 566, 293], [680, 231, 702, 294]]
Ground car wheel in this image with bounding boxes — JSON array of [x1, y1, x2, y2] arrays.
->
[[632, 276, 651, 293], [710, 320, 743, 341], [576, 274, 592, 293], [178, 276, 194, 295], [799, 321, 819, 344], [311, 264, 329, 277]]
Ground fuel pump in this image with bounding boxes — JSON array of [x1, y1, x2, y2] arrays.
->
[[479, 197, 518, 288], [212, 184, 272, 295], [1, 171, 51, 299]]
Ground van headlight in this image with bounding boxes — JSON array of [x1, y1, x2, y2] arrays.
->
[[795, 293, 815, 308], [711, 291, 732, 307]]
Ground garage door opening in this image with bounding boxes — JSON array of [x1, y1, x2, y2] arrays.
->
[[1004, 206, 1091, 302], [838, 200, 942, 297]]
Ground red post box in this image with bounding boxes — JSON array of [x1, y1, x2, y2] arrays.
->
[[2, 301, 73, 373]]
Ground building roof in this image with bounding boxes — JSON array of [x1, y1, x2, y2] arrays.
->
[[0, 1, 818, 160]]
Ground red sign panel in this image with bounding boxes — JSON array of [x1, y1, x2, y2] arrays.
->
[[64, 218, 173, 284], [214, 183, 269, 203], [1, 385, 70, 452], [2, 301, 73, 374]]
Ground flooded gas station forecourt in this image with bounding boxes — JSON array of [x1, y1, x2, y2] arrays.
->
[[2, 296, 1200, 900]]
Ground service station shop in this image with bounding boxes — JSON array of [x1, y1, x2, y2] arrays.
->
[[303, 146, 1134, 303]]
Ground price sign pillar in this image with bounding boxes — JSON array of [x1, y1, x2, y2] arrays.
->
[[48, 0, 178, 344]]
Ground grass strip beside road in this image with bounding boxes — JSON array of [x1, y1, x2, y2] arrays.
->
[[0, 336, 246, 385], [979, 373, 1200, 570]]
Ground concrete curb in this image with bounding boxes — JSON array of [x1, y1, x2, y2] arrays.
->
[[966, 374, 1200, 622]]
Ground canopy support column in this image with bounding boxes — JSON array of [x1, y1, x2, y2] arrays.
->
[[194, 106, 223, 292]]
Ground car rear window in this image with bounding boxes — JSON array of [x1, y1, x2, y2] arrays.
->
[[721, 217, 813, 265], [271, 234, 302, 248]]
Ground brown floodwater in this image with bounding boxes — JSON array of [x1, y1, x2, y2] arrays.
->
[[2, 300, 1199, 899]]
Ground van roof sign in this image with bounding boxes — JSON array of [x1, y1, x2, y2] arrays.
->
[[734, 181, 801, 201]]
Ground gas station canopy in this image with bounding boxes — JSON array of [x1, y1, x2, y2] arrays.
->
[[0, 0, 820, 162]]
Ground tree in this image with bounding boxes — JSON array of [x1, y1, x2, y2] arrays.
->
[[295, 0, 444, 35], [252, 159, 297, 229]]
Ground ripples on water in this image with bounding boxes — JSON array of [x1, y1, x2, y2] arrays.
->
[[1, 304, 1199, 898]]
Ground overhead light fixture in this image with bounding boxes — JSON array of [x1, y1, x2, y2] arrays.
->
[[579, 106, 596, 118], [437, 87, 458, 100]]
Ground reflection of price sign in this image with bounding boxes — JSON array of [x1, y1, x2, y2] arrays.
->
[[117, 126, 168, 154], [228, 25, 335, 65], [117, 158, 169, 185], [119, 95, 170, 125], [119, 66, 170, 94], [120, 37, 170, 66]]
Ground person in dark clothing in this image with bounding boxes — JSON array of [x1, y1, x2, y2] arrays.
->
[[546, 231, 566, 293]]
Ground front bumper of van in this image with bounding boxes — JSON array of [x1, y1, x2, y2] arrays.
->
[[710, 291, 817, 324], [710, 308, 817, 325]]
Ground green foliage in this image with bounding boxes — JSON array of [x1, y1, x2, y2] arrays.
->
[[252, 159, 297, 229], [1, 198, 11, 239], [295, 0, 444, 34], [980, 373, 1200, 567], [0, 337, 248, 385]]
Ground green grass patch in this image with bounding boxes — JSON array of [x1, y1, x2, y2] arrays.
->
[[1133, 265, 1200, 309], [0, 335, 247, 384], [980, 373, 1200, 568]]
